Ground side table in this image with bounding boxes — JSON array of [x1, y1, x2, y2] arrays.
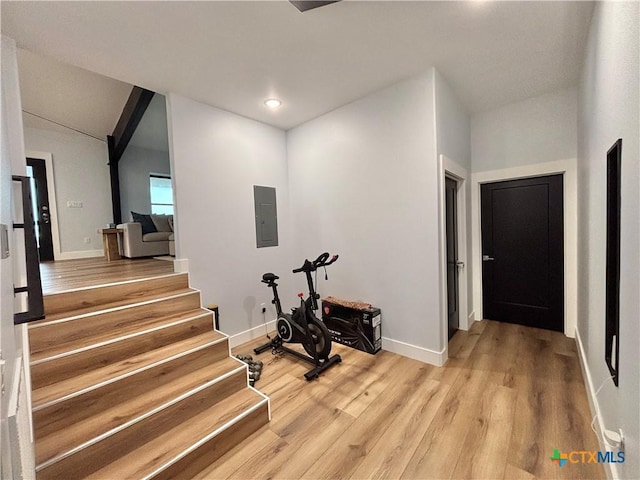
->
[[101, 228, 122, 261]]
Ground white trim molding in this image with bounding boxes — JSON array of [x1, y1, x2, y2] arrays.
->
[[56, 249, 103, 261], [173, 258, 189, 273], [228, 320, 277, 349], [470, 158, 578, 338], [575, 327, 618, 480], [382, 337, 447, 367]]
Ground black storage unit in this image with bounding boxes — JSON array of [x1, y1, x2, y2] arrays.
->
[[322, 300, 381, 354]]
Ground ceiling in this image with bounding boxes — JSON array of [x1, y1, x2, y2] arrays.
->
[[2, 1, 594, 130], [17, 48, 132, 140]]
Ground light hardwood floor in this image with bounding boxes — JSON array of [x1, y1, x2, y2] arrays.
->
[[39, 257, 174, 294], [208, 320, 605, 480]]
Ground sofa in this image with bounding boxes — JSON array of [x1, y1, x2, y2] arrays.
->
[[118, 213, 175, 258]]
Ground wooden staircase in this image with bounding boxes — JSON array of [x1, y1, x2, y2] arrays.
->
[[28, 272, 270, 479]]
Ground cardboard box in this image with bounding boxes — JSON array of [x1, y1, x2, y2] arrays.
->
[[322, 300, 381, 354]]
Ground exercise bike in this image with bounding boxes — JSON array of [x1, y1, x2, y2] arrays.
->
[[254, 252, 342, 380]]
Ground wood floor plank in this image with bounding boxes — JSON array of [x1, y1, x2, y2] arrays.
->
[[400, 353, 497, 480], [348, 378, 450, 480], [450, 383, 517, 479], [301, 357, 428, 480]]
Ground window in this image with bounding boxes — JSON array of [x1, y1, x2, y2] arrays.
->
[[150, 174, 174, 215]]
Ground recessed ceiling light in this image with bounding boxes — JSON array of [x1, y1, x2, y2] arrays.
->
[[264, 98, 282, 109]]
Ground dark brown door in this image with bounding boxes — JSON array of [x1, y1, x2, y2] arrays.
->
[[481, 175, 564, 331], [27, 158, 54, 262], [445, 177, 459, 339]]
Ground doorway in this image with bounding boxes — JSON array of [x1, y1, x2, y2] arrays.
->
[[26, 157, 54, 261], [445, 176, 459, 339], [480, 174, 564, 331]]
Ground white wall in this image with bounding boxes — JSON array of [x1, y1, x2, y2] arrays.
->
[[577, 2, 639, 479], [287, 71, 444, 362], [471, 87, 577, 173], [22, 123, 111, 257], [435, 70, 471, 171], [167, 93, 292, 337], [119, 145, 170, 220], [434, 70, 473, 323]]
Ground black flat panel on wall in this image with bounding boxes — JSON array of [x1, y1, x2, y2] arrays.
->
[[481, 174, 564, 332], [605, 138, 622, 387], [254, 186, 278, 248]]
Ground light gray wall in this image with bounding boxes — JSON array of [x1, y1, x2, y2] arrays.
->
[[22, 124, 111, 255], [287, 71, 442, 355], [435, 70, 471, 171], [434, 69, 473, 317], [471, 87, 577, 173], [119, 145, 170, 220], [577, 2, 639, 478], [167, 93, 292, 336]]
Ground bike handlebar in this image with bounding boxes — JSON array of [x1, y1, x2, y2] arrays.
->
[[292, 252, 339, 274]]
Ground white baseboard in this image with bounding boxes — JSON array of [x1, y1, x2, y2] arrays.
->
[[382, 337, 447, 366], [173, 258, 189, 273], [56, 249, 103, 261], [228, 320, 276, 349], [467, 311, 476, 329], [574, 327, 617, 480]]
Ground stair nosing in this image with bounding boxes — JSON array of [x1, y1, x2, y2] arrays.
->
[[31, 290, 198, 329], [142, 397, 269, 480], [31, 310, 213, 366], [32, 334, 228, 412], [43, 272, 187, 297], [36, 364, 248, 472]]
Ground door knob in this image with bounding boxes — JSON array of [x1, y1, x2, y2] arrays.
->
[[482, 255, 495, 261]]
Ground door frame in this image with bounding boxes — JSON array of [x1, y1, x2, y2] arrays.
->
[[471, 158, 577, 338], [25, 151, 61, 261], [438, 155, 469, 352]]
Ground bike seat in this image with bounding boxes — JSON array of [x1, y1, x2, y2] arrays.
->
[[262, 273, 279, 283]]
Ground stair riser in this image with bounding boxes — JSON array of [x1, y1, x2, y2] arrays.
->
[[43, 273, 189, 317], [30, 291, 202, 358], [35, 361, 244, 467], [152, 403, 270, 480], [31, 314, 214, 390], [37, 369, 248, 479], [34, 339, 231, 441]]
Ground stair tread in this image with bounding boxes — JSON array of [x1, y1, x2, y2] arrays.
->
[[30, 307, 211, 362], [85, 388, 266, 480], [37, 288, 198, 328], [36, 287, 197, 323], [42, 272, 189, 317], [32, 330, 227, 408], [35, 356, 243, 466]]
